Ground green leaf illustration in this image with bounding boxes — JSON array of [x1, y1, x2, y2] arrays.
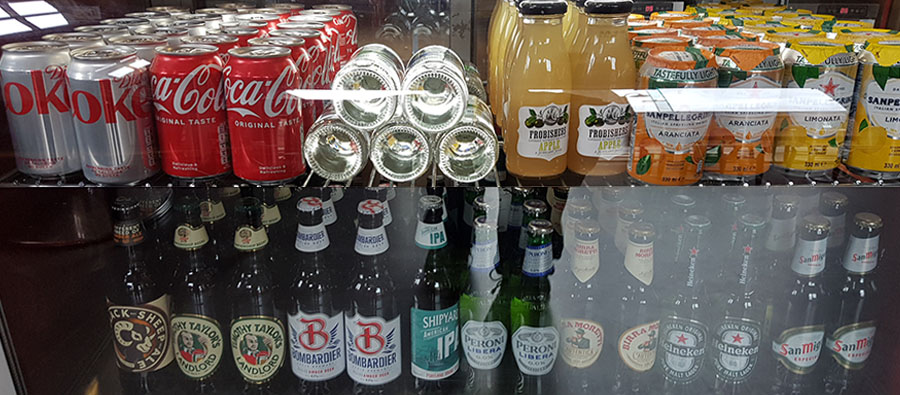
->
[[872, 65, 900, 91], [529, 109, 537, 117], [828, 138, 837, 147], [859, 118, 869, 132], [791, 66, 821, 88], [780, 118, 789, 131], [636, 155, 652, 175], [755, 144, 764, 153], [686, 156, 695, 165], [705, 145, 721, 165], [590, 108, 597, 116]]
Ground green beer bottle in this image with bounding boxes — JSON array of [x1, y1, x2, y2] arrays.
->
[[507, 199, 549, 299]]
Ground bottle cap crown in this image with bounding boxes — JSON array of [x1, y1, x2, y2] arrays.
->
[[853, 212, 882, 232], [629, 222, 656, 242], [527, 219, 554, 236], [297, 197, 324, 226]]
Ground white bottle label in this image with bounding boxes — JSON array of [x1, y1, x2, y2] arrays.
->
[[824, 214, 845, 249], [712, 317, 761, 383], [625, 240, 654, 286], [660, 317, 708, 383], [415, 220, 447, 249], [560, 318, 604, 368], [354, 227, 388, 256], [790, 238, 827, 276], [288, 312, 345, 381], [643, 112, 713, 154], [199, 200, 225, 222], [576, 103, 632, 159], [827, 321, 876, 370], [295, 223, 329, 253], [322, 198, 337, 226], [173, 224, 209, 250], [765, 216, 796, 253], [788, 71, 853, 137], [842, 235, 879, 273], [469, 239, 500, 271], [172, 314, 224, 380], [571, 237, 599, 283], [345, 314, 401, 385], [512, 326, 559, 376], [261, 203, 282, 226], [772, 325, 825, 374], [618, 321, 660, 372], [523, 243, 553, 276], [462, 320, 507, 370], [234, 226, 268, 251], [516, 103, 570, 161], [863, 79, 900, 137]]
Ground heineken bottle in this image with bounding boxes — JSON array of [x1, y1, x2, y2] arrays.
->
[[658, 215, 713, 394], [288, 197, 348, 394], [410, 195, 461, 393], [170, 196, 229, 392], [655, 195, 696, 297], [229, 197, 287, 394], [511, 219, 559, 395], [712, 193, 747, 260], [460, 215, 511, 394], [345, 199, 403, 394], [824, 213, 881, 395], [709, 214, 767, 395]]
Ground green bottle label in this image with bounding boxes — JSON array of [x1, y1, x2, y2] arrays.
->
[[411, 305, 460, 380]]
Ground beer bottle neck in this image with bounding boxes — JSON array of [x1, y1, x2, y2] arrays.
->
[[842, 232, 879, 274], [790, 234, 828, 277], [676, 230, 705, 289], [728, 228, 763, 290], [522, 232, 553, 277]]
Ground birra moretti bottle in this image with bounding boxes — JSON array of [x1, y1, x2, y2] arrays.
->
[[346, 199, 402, 393]]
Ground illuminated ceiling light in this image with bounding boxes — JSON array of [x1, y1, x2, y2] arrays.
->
[[0, 19, 31, 35], [8, 1, 58, 16], [26, 13, 68, 29]]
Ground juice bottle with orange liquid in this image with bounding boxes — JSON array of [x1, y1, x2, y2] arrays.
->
[[504, 0, 572, 179], [568, 0, 637, 177]]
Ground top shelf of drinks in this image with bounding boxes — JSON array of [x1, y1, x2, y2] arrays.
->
[[2, 1, 900, 190]]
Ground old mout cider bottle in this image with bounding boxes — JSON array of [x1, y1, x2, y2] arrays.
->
[[345, 199, 403, 394], [288, 197, 347, 394], [824, 213, 882, 394], [229, 197, 287, 394], [769, 215, 830, 395], [170, 196, 228, 392], [107, 196, 176, 394]]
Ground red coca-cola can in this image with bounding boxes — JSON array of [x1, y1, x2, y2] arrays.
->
[[272, 3, 305, 18], [222, 27, 260, 46], [310, 5, 357, 63], [238, 20, 269, 36], [150, 44, 230, 179], [236, 13, 280, 32], [269, 29, 326, 122], [288, 15, 341, 85], [181, 34, 240, 63], [224, 46, 304, 184], [248, 36, 316, 132]]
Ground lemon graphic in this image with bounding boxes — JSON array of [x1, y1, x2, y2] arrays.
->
[[851, 126, 887, 155]]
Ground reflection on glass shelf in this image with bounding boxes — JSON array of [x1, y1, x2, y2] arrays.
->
[[25, 13, 68, 29], [7, 0, 58, 16]]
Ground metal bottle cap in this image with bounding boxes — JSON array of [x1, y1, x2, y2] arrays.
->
[[739, 213, 767, 229], [523, 199, 548, 217], [685, 214, 712, 229], [801, 215, 831, 235], [820, 192, 849, 214], [112, 196, 141, 221], [601, 188, 623, 203], [527, 219, 554, 236], [419, 195, 443, 210], [773, 194, 799, 214], [629, 222, 656, 242], [670, 194, 696, 209], [618, 200, 644, 220], [512, 187, 533, 197], [722, 193, 746, 208], [853, 212, 882, 232], [575, 219, 602, 236]]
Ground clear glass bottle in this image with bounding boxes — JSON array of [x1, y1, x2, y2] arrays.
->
[[437, 96, 499, 183], [401, 45, 469, 134], [303, 110, 370, 182], [369, 117, 432, 182], [331, 43, 405, 130]]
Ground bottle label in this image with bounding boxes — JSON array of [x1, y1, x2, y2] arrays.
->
[[660, 317, 708, 383], [765, 217, 796, 253], [230, 316, 286, 384], [771, 324, 825, 374], [171, 314, 224, 380], [261, 203, 281, 226], [613, 218, 635, 253], [234, 226, 268, 251], [571, 238, 600, 283], [295, 223, 329, 253], [415, 221, 448, 250], [199, 200, 225, 223], [712, 317, 761, 383], [576, 103, 632, 159], [827, 321, 876, 370], [547, 189, 566, 235], [788, 72, 854, 135], [288, 311, 345, 381], [512, 326, 559, 376], [516, 103, 570, 161], [560, 318, 604, 368], [469, 239, 500, 271], [354, 227, 388, 256], [107, 294, 174, 373], [173, 224, 209, 250], [113, 220, 144, 246], [523, 243, 553, 277], [461, 320, 507, 370], [790, 238, 827, 276], [411, 305, 460, 380], [346, 313, 401, 385], [509, 201, 524, 229], [382, 201, 393, 226], [617, 321, 659, 372], [322, 198, 337, 226], [824, 213, 845, 249], [625, 240, 654, 286], [274, 186, 292, 202], [842, 235, 879, 273]]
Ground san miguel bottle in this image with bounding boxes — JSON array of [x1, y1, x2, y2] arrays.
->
[[823, 213, 881, 394], [288, 197, 347, 394], [170, 196, 229, 392], [768, 215, 830, 395], [229, 197, 287, 394], [658, 215, 713, 394], [709, 214, 767, 395], [410, 196, 461, 393], [345, 199, 403, 394], [460, 216, 511, 394], [106, 196, 175, 394], [612, 222, 659, 395], [510, 219, 559, 395]]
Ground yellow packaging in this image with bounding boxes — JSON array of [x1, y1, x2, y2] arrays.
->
[[632, 36, 692, 74], [650, 11, 697, 23], [764, 29, 826, 49], [682, 26, 729, 43], [666, 18, 715, 29], [742, 22, 795, 37], [827, 20, 875, 32], [846, 39, 900, 178], [695, 33, 759, 50], [783, 14, 836, 30], [771, 9, 813, 19], [739, 5, 786, 15], [629, 28, 680, 43], [836, 28, 900, 52], [629, 13, 646, 21], [721, 15, 768, 26], [630, 48, 718, 185], [775, 39, 858, 174], [688, 5, 725, 16]]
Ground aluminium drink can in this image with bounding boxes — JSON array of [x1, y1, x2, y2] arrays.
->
[[221, 27, 261, 46], [67, 45, 159, 185], [100, 17, 153, 34], [41, 32, 105, 50], [107, 34, 167, 61], [311, 4, 358, 63], [247, 36, 316, 131], [73, 24, 130, 40], [0, 41, 81, 177], [181, 34, 240, 63]]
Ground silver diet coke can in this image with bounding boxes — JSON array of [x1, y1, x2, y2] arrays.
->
[[41, 32, 105, 50], [67, 45, 159, 184], [0, 41, 81, 177]]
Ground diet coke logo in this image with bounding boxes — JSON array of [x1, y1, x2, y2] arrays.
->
[[151, 64, 225, 116], [71, 71, 152, 125], [3, 65, 70, 116], [224, 64, 299, 119]]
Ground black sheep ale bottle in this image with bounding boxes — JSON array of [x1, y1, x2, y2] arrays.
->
[[229, 197, 286, 394], [288, 196, 347, 394], [106, 196, 175, 394], [346, 199, 403, 394], [170, 196, 229, 392], [824, 213, 881, 394]]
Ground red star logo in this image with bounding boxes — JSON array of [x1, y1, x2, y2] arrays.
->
[[744, 245, 753, 254], [822, 78, 839, 96], [676, 334, 688, 344], [690, 248, 699, 256], [732, 334, 744, 344]]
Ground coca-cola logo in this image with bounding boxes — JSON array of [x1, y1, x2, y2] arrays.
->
[[335, 14, 357, 45], [3, 65, 70, 116], [71, 70, 152, 125], [151, 64, 225, 116], [224, 64, 299, 118], [300, 44, 327, 89]]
